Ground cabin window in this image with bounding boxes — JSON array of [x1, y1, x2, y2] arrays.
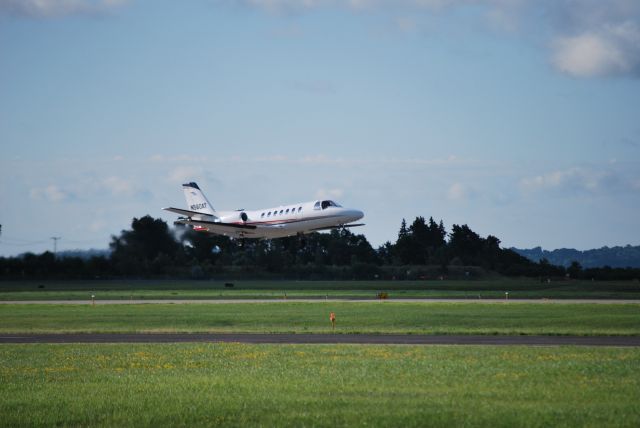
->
[[298, 207, 302, 212], [261, 213, 265, 218], [286, 208, 290, 214], [267, 212, 271, 217], [279, 210, 283, 214]]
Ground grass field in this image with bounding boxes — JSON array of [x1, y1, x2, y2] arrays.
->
[[1, 279, 639, 300], [2, 282, 639, 427], [1, 343, 638, 427], [1, 302, 639, 335]]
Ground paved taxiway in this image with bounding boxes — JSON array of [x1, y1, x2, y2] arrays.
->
[[1, 333, 638, 346], [1, 299, 638, 304]]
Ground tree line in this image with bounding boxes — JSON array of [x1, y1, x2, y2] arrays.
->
[[1, 215, 638, 280]]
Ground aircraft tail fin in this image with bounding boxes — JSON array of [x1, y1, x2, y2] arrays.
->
[[182, 182, 217, 216]]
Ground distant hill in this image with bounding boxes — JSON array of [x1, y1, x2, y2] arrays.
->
[[511, 245, 640, 268]]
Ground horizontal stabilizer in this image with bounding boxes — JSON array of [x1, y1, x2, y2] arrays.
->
[[162, 207, 217, 218]]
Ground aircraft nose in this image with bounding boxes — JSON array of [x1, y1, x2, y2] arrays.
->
[[345, 209, 364, 222]]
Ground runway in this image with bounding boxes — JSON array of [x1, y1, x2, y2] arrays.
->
[[1, 333, 638, 346], [1, 299, 638, 304]]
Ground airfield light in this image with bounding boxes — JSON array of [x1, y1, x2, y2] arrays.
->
[[505, 292, 509, 301]]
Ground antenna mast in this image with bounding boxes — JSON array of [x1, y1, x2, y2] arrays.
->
[[50, 236, 61, 255]]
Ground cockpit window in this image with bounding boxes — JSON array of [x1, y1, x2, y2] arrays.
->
[[321, 200, 341, 209], [313, 201, 321, 210]]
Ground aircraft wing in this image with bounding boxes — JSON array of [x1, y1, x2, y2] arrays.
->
[[310, 223, 365, 232], [168, 207, 259, 237], [178, 220, 257, 232], [176, 218, 258, 235]]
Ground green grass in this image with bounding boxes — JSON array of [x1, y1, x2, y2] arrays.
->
[[1, 343, 638, 427], [1, 302, 639, 335], [1, 279, 639, 300]]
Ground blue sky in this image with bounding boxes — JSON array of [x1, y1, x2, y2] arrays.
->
[[1, 0, 639, 256]]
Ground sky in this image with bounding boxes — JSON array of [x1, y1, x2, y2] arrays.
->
[[1, 0, 639, 256]]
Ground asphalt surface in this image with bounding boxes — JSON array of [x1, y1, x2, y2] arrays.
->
[[1, 333, 639, 346], [1, 299, 638, 304]]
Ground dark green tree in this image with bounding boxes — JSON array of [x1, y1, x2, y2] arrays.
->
[[394, 218, 413, 264], [110, 216, 180, 275], [377, 241, 394, 265], [180, 226, 232, 264], [448, 224, 484, 265], [567, 260, 583, 278]]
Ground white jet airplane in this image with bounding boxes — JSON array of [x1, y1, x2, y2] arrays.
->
[[163, 182, 364, 239]]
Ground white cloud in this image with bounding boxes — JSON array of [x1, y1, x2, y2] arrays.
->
[[253, 154, 289, 162], [446, 182, 474, 201], [88, 219, 108, 232], [552, 22, 640, 78], [0, 0, 129, 18], [299, 154, 345, 165], [250, 0, 483, 12], [11, 1, 640, 77], [29, 176, 145, 203], [154, 154, 476, 167], [240, 0, 470, 13], [30, 184, 73, 202], [149, 154, 208, 163], [234, 0, 640, 78], [520, 167, 623, 194]]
